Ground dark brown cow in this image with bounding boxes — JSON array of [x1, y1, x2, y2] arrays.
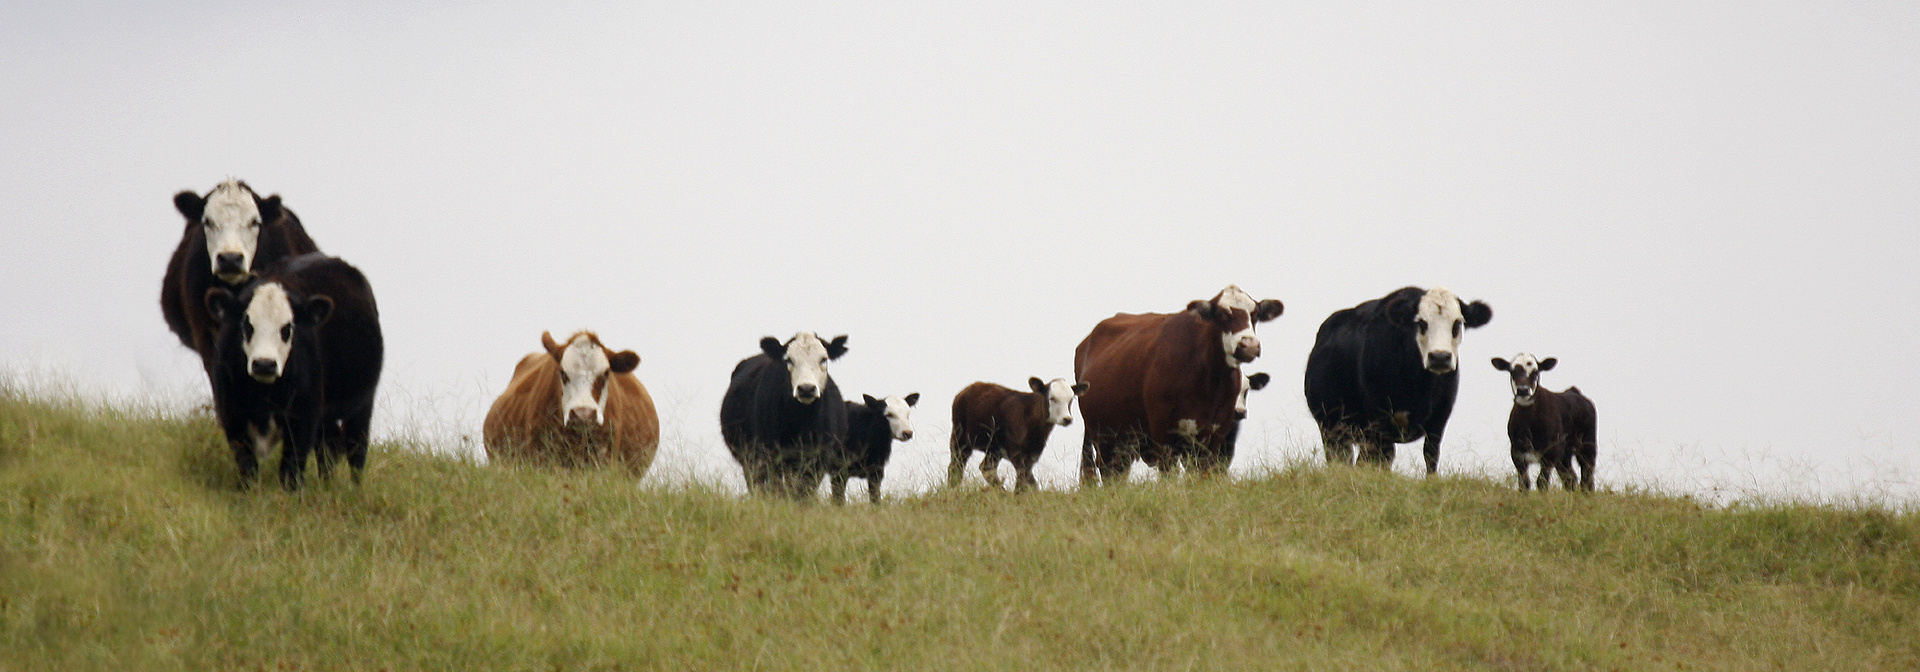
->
[[484, 331, 661, 477], [949, 377, 1087, 492], [161, 180, 319, 379], [1074, 285, 1284, 484], [1492, 354, 1597, 491]]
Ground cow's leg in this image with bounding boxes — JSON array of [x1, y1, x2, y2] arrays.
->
[[830, 473, 849, 505], [980, 451, 1006, 491], [1513, 452, 1532, 491], [279, 414, 318, 491], [341, 408, 372, 484], [1079, 433, 1099, 487], [1012, 453, 1040, 494], [948, 440, 973, 489], [1551, 444, 1578, 492], [1321, 425, 1355, 466], [1576, 436, 1598, 492], [230, 438, 260, 488], [1421, 431, 1444, 475], [867, 474, 884, 504]]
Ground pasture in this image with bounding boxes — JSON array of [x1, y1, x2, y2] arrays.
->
[[4, 386, 1918, 671]]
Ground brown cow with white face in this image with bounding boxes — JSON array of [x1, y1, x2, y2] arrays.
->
[[1074, 284, 1284, 484], [484, 331, 660, 477]]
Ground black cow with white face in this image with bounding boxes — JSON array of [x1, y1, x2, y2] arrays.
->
[[204, 253, 383, 489], [719, 332, 851, 500], [1492, 354, 1597, 491], [1304, 286, 1492, 473]]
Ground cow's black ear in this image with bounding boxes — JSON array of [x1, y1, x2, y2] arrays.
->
[[1029, 377, 1047, 394], [1491, 357, 1510, 371], [256, 194, 283, 224], [1247, 372, 1271, 390], [1255, 299, 1285, 322], [904, 392, 920, 407], [1538, 357, 1557, 371], [863, 394, 884, 410], [175, 190, 206, 221], [760, 336, 784, 359], [1070, 381, 1089, 396], [1461, 300, 1492, 328], [299, 295, 334, 327], [1186, 299, 1214, 319], [826, 335, 849, 360], [204, 287, 237, 322], [545, 331, 567, 361], [609, 350, 640, 374]]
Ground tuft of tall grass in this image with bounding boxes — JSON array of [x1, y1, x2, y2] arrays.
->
[[3, 388, 1917, 670]]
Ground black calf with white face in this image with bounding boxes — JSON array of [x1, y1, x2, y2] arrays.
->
[[1491, 354, 1555, 406], [205, 282, 333, 384]]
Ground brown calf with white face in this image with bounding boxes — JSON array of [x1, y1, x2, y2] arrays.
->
[[949, 377, 1087, 493], [1491, 354, 1596, 491], [484, 331, 660, 477]]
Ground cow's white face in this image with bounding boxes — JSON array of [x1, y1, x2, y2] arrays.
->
[[881, 394, 916, 441], [1043, 378, 1088, 426], [1234, 372, 1271, 419], [1214, 284, 1261, 369], [558, 335, 613, 426], [1492, 353, 1554, 407], [1414, 287, 1468, 374], [203, 180, 264, 284], [241, 283, 296, 383], [782, 332, 832, 404]]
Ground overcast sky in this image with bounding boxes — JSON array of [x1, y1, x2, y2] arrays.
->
[[4, 1, 1916, 501]]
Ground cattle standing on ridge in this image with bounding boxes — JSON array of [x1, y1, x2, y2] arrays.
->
[[484, 331, 661, 477], [1492, 354, 1597, 491], [719, 332, 850, 500], [1075, 285, 1284, 484], [204, 254, 382, 489], [950, 378, 1087, 492], [162, 180, 320, 380], [833, 393, 918, 504], [1304, 286, 1491, 473]]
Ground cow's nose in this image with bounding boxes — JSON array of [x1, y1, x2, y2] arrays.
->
[[1235, 336, 1261, 362], [1235, 409, 1248, 419], [794, 384, 818, 401], [1427, 352, 1454, 370], [216, 253, 245, 274], [1058, 417, 1073, 426], [249, 359, 277, 378], [569, 407, 597, 425], [899, 430, 913, 441]]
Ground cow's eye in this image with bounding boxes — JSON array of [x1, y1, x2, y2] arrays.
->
[[1414, 319, 1426, 331], [242, 322, 253, 338], [250, 219, 261, 228], [1452, 321, 1463, 337], [279, 325, 292, 341]]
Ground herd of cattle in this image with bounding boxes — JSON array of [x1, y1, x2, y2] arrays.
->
[[160, 180, 1599, 498]]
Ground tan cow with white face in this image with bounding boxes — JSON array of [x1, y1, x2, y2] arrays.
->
[[484, 331, 660, 477]]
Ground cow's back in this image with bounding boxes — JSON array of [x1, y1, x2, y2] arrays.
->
[[1074, 312, 1169, 434]]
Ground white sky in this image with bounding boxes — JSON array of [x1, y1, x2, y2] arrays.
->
[[4, 1, 1916, 502]]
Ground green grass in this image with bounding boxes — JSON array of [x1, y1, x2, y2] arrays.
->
[[3, 388, 1917, 671]]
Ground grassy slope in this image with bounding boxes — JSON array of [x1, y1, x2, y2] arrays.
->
[[2, 390, 1916, 671]]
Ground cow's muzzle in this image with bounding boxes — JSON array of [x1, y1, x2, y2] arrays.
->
[[1233, 336, 1261, 363], [568, 407, 599, 426], [1425, 351, 1455, 373], [794, 384, 819, 404], [249, 359, 278, 383]]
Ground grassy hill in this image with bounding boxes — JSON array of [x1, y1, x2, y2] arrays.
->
[[3, 388, 1917, 671]]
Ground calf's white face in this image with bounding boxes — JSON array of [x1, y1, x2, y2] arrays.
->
[[1035, 377, 1090, 427], [1414, 287, 1468, 373], [241, 283, 297, 383], [880, 394, 918, 441], [1491, 353, 1555, 407], [1234, 372, 1271, 419], [202, 180, 265, 284]]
